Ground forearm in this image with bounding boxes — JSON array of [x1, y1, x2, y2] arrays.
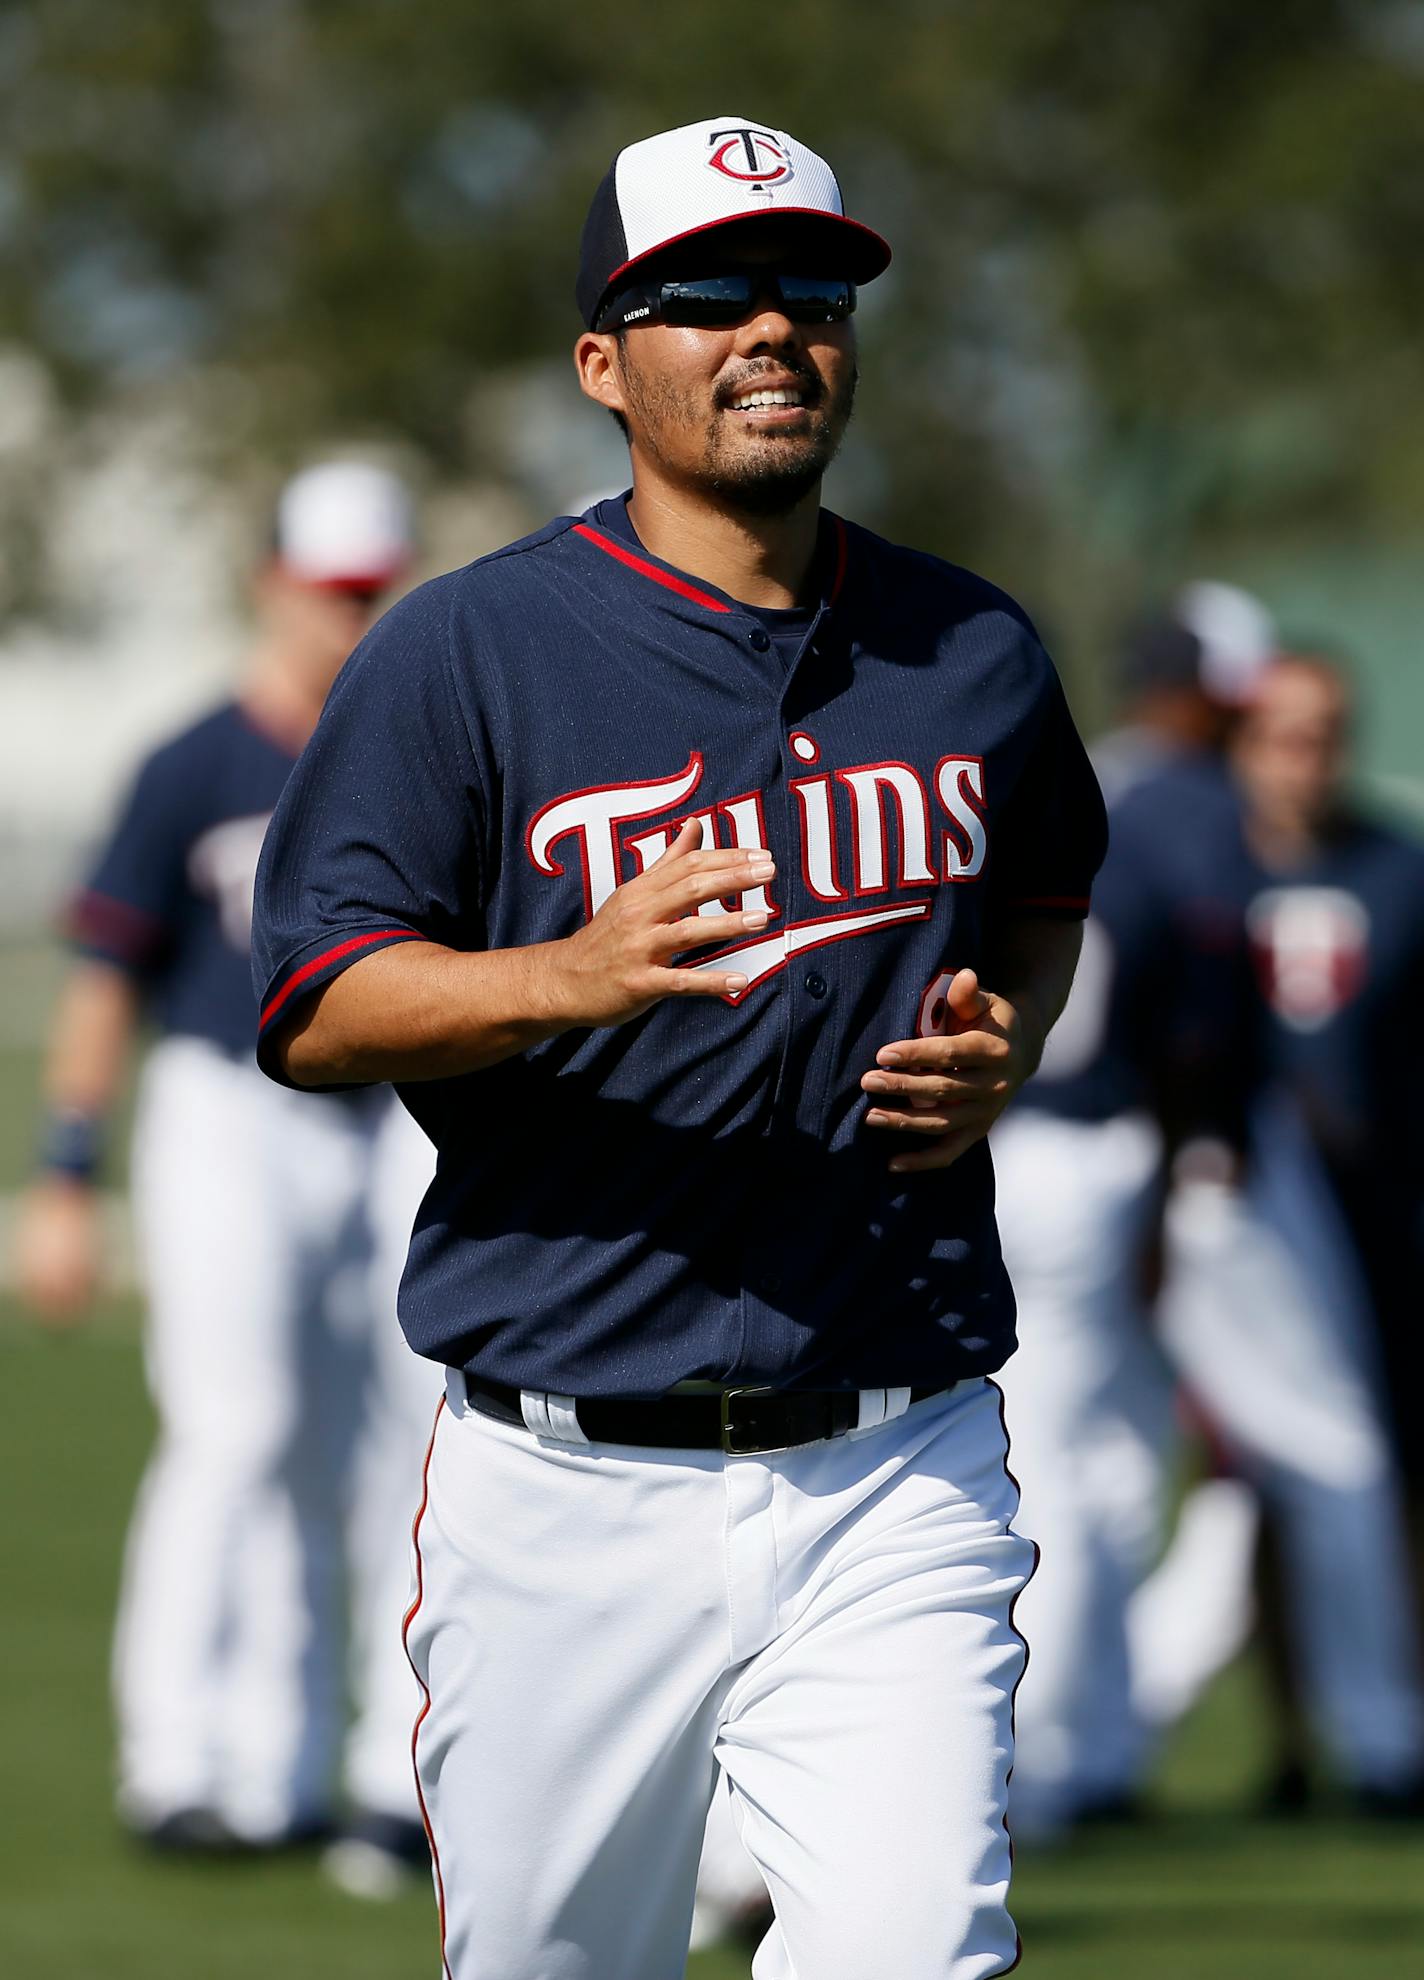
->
[[985, 915, 1085, 1075], [274, 822, 778, 1086], [41, 962, 140, 1120], [277, 938, 583, 1087]]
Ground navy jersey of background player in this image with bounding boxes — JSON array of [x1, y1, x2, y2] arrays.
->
[[252, 502, 1107, 1398], [1245, 808, 1424, 1471], [1023, 749, 1260, 1151], [70, 702, 304, 1054], [1245, 811, 1424, 1182]]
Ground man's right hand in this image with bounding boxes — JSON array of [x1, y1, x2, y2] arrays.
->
[[13, 1176, 103, 1323], [546, 817, 774, 1026], [280, 819, 780, 1086]]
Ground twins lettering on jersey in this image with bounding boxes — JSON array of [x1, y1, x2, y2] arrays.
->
[[526, 735, 986, 1002]]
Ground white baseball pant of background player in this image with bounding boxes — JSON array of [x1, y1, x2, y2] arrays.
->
[[996, 1090, 1424, 1815], [991, 1106, 1173, 1834], [115, 1036, 438, 1838], [404, 1375, 1035, 1980], [1136, 1093, 1424, 1785]]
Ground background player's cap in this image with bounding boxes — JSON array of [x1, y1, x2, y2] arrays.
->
[[1121, 581, 1277, 707], [577, 117, 892, 329], [1174, 580, 1277, 705], [274, 461, 415, 590], [1120, 616, 1204, 695]]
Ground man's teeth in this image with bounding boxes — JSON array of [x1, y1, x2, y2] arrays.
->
[[731, 388, 804, 409]]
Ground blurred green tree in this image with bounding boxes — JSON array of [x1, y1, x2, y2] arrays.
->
[[3, 0, 1422, 680]]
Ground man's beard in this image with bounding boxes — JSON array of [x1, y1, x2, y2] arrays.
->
[[621, 356, 857, 517]]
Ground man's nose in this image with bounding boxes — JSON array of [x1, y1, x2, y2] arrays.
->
[[733, 299, 803, 355]]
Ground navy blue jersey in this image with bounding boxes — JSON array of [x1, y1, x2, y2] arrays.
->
[[71, 702, 298, 1056], [1246, 811, 1424, 1469], [1023, 747, 1259, 1145], [1245, 812, 1424, 1180], [601, 493, 816, 671], [252, 504, 1107, 1396]]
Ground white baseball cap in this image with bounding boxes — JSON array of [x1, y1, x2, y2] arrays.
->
[[577, 117, 892, 328], [274, 461, 415, 590], [1175, 580, 1277, 705]]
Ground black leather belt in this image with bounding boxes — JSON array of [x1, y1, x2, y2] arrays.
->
[[463, 1376, 947, 1455]]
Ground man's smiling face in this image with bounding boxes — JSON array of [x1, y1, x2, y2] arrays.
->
[[591, 223, 859, 516]]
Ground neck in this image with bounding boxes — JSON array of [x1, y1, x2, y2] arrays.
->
[[1129, 692, 1220, 754], [1245, 807, 1324, 872], [626, 466, 823, 609], [241, 643, 327, 753]]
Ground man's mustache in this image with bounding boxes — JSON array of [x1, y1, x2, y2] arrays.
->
[[713, 363, 825, 411]]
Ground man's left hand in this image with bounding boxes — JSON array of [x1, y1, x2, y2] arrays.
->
[[860, 967, 1044, 1175]]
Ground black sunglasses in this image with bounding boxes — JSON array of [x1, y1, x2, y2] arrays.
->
[[597, 272, 856, 333]]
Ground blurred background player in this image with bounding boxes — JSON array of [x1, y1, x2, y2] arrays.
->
[[991, 586, 1266, 1838], [1136, 650, 1424, 1812], [995, 587, 1424, 1837], [1234, 651, 1424, 1625], [14, 461, 441, 1879]]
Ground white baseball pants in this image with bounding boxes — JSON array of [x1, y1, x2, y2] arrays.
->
[[996, 1095, 1424, 1810], [405, 1374, 1035, 1980], [115, 1038, 432, 1837], [992, 1108, 1172, 1834], [343, 1098, 443, 1822], [1150, 1097, 1424, 1788]]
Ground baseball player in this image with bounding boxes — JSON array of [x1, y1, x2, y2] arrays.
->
[[250, 116, 1107, 1979], [14, 462, 439, 1866], [1235, 652, 1424, 1505], [992, 602, 1265, 1836], [998, 606, 1424, 1830], [1177, 648, 1424, 1807]]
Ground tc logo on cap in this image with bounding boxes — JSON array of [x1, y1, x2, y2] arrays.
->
[[706, 127, 793, 188]]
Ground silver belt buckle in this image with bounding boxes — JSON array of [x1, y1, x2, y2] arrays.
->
[[720, 1384, 786, 1456]]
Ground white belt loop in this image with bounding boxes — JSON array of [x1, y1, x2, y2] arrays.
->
[[519, 1390, 554, 1437], [854, 1386, 914, 1435], [855, 1388, 889, 1433], [545, 1394, 590, 1444], [520, 1390, 590, 1444]]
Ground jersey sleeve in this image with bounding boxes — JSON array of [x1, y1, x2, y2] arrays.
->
[[988, 665, 1108, 919], [1114, 771, 1259, 1153], [251, 576, 490, 1083], [67, 744, 194, 978]]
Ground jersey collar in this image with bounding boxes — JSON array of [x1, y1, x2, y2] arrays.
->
[[572, 502, 850, 621]]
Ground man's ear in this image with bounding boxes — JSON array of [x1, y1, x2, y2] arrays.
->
[[574, 331, 629, 419]]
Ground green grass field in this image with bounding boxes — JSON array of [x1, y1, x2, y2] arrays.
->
[[2, 1306, 1422, 1979]]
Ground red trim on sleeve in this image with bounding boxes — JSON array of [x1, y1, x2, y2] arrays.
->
[[66, 887, 166, 961], [572, 524, 731, 613], [258, 929, 421, 1032]]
